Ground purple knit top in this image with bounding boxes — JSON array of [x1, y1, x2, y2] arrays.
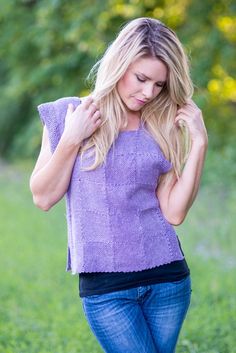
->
[[37, 96, 184, 274]]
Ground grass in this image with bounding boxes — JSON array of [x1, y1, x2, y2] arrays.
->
[[0, 159, 235, 353]]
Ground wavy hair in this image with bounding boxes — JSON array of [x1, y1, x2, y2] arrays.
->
[[79, 17, 194, 183]]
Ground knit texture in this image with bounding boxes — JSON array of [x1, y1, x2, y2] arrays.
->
[[37, 97, 184, 274]]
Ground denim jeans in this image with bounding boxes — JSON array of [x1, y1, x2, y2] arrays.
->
[[81, 275, 192, 353]]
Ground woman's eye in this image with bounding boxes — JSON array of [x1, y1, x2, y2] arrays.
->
[[136, 75, 145, 82], [156, 82, 165, 88]]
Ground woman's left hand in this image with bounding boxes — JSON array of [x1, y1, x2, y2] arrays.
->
[[175, 99, 208, 146]]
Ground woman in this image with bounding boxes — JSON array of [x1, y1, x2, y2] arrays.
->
[[30, 17, 208, 353]]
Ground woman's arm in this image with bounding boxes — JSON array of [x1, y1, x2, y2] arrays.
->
[[156, 99, 208, 225], [30, 97, 101, 211], [30, 126, 82, 211]]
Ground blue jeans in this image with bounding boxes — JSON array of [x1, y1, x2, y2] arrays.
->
[[81, 275, 191, 353]]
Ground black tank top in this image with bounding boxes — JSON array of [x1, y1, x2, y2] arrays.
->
[[79, 259, 190, 297]]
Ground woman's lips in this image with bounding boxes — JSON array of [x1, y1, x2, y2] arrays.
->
[[135, 98, 147, 105]]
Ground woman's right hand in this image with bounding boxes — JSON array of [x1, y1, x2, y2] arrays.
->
[[63, 96, 102, 145]]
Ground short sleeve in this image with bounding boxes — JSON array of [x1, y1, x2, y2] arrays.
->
[[37, 96, 81, 153]]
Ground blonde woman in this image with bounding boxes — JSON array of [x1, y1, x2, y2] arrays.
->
[[30, 17, 208, 353]]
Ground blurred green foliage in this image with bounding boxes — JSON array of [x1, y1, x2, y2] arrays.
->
[[0, 0, 235, 159]]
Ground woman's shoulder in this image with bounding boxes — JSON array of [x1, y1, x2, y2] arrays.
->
[[53, 94, 92, 108], [37, 96, 82, 128], [53, 95, 93, 112], [53, 96, 81, 110], [37, 96, 81, 114]]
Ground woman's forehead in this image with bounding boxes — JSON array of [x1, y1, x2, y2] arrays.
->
[[129, 57, 167, 82]]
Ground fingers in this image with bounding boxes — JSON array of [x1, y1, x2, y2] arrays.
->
[[91, 110, 101, 127], [75, 96, 99, 117], [92, 110, 101, 120], [83, 96, 94, 110], [84, 97, 100, 120], [88, 102, 99, 116], [66, 103, 75, 116], [177, 105, 195, 115], [176, 100, 202, 123], [95, 117, 102, 126], [175, 104, 193, 127], [80, 97, 102, 129], [175, 116, 188, 129], [181, 99, 200, 113], [175, 109, 189, 123]]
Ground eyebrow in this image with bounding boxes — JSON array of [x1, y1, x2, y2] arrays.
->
[[137, 72, 166, 84]]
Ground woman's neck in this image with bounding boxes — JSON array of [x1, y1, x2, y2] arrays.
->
[[120, 111, 141, 129]]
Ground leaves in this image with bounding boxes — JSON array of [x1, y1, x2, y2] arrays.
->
[[0, 0, 235, 158]]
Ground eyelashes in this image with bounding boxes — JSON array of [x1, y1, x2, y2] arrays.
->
[[136, 75, 145, 83], [135, 75, 165, 88]]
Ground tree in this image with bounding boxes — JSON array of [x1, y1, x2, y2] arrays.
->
[[0, 0, 235, 158]]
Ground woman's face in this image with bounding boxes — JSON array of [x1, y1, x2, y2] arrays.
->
[[117, 56, 167, 113]]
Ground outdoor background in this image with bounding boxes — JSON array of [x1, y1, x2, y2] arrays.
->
[[0, 0, 235, 352]]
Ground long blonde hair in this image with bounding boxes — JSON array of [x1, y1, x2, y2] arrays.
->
[[79, 17, 193, 182]]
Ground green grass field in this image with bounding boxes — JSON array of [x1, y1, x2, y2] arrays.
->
[[0, 160, 235, 353]]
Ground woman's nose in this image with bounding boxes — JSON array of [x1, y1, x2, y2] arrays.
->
[[142, 83, 154, 99]]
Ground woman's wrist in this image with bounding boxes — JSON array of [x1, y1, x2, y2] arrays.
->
[[60, 131, 83, 151]]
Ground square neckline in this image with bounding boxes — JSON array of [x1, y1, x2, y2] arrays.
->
[[119, 119, 144, 133]]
